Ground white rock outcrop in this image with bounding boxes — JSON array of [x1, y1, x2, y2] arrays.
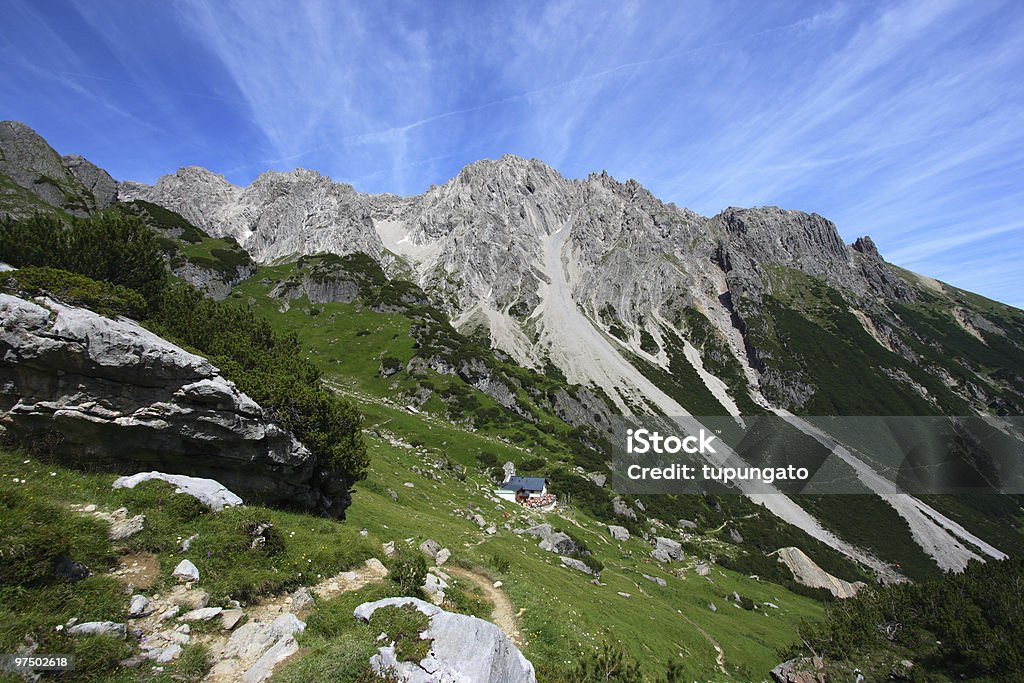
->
[[774, 547, 866, 599], [113, 472, 243, 511], [354, 597, 536, 683]]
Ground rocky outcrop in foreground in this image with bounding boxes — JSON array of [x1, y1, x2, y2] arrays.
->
[[354, 597, 537, 683], [0, 293, 349, 516]]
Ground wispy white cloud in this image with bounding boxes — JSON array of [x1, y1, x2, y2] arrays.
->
[[4, 0, 1022, 305]]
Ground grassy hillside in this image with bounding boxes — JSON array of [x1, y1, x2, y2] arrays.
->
[[0, 429, 827, 681]]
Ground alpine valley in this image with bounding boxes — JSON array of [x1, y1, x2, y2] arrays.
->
[[2, 119, 1023, 682]]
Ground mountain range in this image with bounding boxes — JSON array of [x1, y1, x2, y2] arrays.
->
[[3, 117, 1023, 581]]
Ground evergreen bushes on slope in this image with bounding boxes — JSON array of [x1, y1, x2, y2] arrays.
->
[[795, 557, 1024, 681], [0, 210, 167, 305], [148, 283, 368, 482]]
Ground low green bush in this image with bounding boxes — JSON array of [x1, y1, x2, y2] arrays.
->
[[0, 210, 167, 305], [797, 556, 1024, 680], [150, 283, 367, 484], [387, 550, 427, 597], [0, 266, 147, 318]]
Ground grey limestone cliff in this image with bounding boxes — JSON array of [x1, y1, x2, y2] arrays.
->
[[0, 293, 350, 516]]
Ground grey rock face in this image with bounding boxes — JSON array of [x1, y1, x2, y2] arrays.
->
[[525, 524, 555, 540], [169, 587, 209, 609], [97, 507, 145, 540], [154, 643, 183, 663], [641, 573, 667, 587], [650, 548, 672, 563], [171, 259, 256, 301], [129, 595, 151, 617], [0, 294, 351, 517], [770, 657, 826, 683], [538, 532, 579, 556], [221, 608, 245, 630], [548, 386, 616, 434], [607, 525, 630, 541], [117, 152, 927, 420], [0, 121, 111, 217], [710, 207, 856, 301], [119, 167, 402, 266], [217, 613, 306, 683], [419, 538, 442, 560], [423, 572, 448, 600], [179, 606, 222, 622], [354, 597, 536, 683], [612, 497, 638, 520], [62, 154, 117, 209], [559, 556, 597, 576], [774, 547, 865, 599], [653, 537, 684, 561]]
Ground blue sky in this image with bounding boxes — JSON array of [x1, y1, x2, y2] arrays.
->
[[2, 0, 1023, 307]]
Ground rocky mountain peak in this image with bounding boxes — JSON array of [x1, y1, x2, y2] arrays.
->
[[0, 120, 59, 163], [451, 154, 566, 197], [171, 165, 238, 190], [250, 167, 359, 198], [62, 154, 117, 209], [0, 120, 111, 217], [710, 206, 854, 291], [852, 235, 880, 257]]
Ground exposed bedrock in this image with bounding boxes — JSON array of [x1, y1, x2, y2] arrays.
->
[[0, 293, 352, 517]]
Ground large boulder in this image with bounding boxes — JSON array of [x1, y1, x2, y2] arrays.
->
[[68, 621, 126, 638], [559, 556, 597, 576], [539, 532, 580, 556], [419, 539, 442, 560], [652, 537, 684, 561], [0, 294, 351, 517], [612, 497, 637, 520], [213, 613, 306, 683], [524, 523, 552, 539], [354, 597, 536, 683]]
